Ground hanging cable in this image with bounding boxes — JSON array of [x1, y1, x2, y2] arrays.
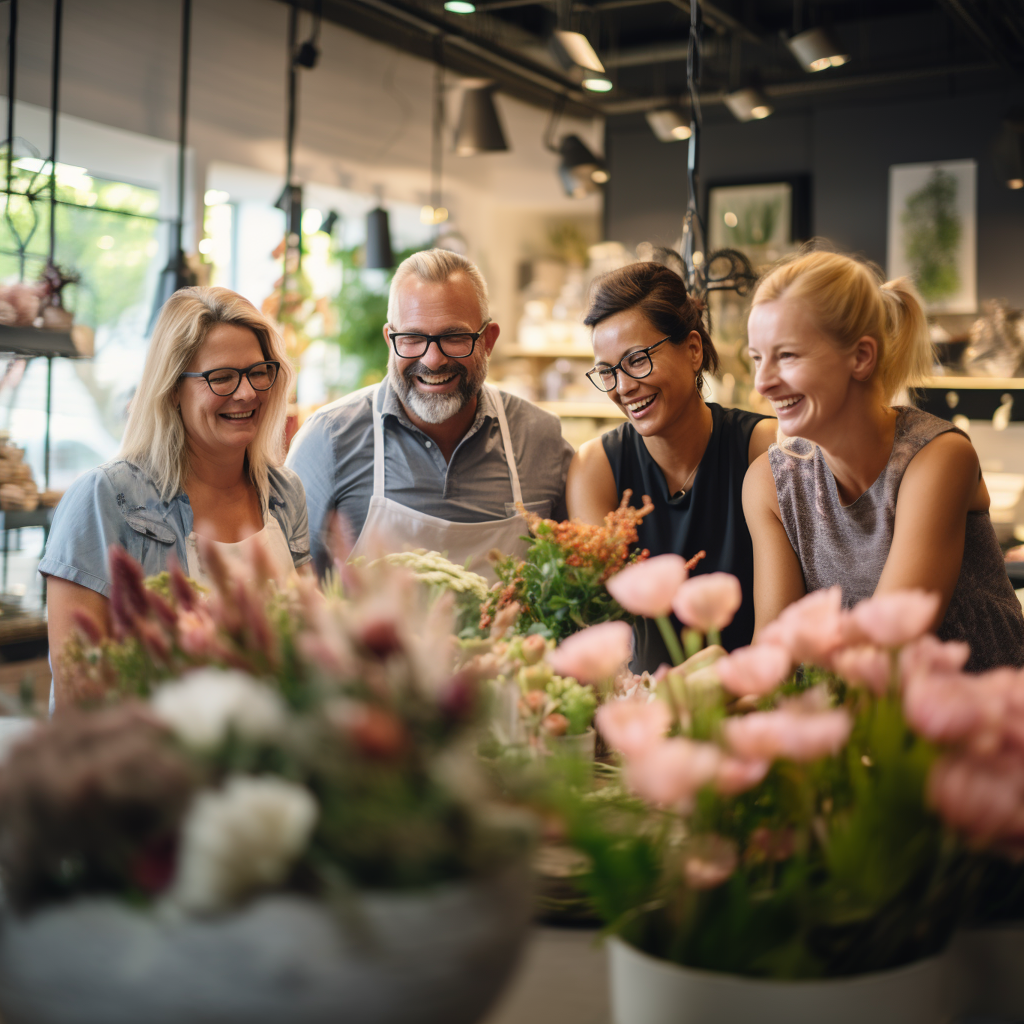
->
[[681, 0, 705, 296], [47, 0, 62, 267]]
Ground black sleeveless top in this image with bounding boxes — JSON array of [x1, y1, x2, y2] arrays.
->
[[602, 403, 769, 672]]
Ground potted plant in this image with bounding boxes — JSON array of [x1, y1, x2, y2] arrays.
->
[[0, 544, 533, 1024]]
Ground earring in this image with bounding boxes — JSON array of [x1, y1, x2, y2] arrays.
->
[[695, 372, 704, 394]]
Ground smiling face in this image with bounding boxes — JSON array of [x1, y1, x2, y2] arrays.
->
[[385, 273, 497, 425], [590, 307, 703, 436], [747, 296, 871, 439], [176, 322, 269, 460]]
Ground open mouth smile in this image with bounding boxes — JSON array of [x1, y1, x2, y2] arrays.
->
[[770, 395, 804, 412], [625, 395, 656, 416], [416, 373, 458, 386], [221, 410, 255, 420]]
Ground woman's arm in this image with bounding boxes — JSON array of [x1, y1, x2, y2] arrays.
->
[[742, 453, 806, 637], [45, 577, 111, 709], [565, 438, 619, 526], [875, 431, 981, 630], [748, 418, 778, 465]]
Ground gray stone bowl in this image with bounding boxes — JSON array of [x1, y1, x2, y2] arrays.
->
[[0, 864, 533, 1024]]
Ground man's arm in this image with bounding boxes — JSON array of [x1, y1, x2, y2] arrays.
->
[[286, 413, 338, 578]]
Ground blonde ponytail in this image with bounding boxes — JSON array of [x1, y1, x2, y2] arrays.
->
[[879, 277, 932, 399], [751, 248, 934, 403]]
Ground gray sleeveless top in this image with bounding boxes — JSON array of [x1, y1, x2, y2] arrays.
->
[[769, 406, 1024, 672]]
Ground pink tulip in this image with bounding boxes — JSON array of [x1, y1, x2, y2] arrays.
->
[[548, 620, 634, 684], [671, 573, 743, 633], [899, 634, 970, 682], [683, 834, 738, 890], [605, 554, 688, 619], [596, 698, 672, 757], [714, 643, 792, 697], [928, 751, 1024, 845], [759, 587, 848, 667], [832, 645, 891, 696], [723, 704, 852, 763], [850, 589, 940, 648], [624, 737, 722, 807], [714, 755, 770, 795]]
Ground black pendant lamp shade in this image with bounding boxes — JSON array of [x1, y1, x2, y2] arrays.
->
[[558, 134, 608, 198], [365, 207, 394, 269], [453, 83, 509, 156]]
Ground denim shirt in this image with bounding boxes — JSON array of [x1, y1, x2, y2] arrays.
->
[[38, 459, 311, 596]]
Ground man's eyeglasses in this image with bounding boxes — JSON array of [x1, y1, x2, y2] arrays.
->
[[179, 360, 281, 396], [388, 320, 491, 360], [586, 337, 671, 392]]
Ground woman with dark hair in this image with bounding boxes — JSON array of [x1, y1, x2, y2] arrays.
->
[[566, 261, 776, 670]]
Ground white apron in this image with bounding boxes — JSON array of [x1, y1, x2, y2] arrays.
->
[[185, 512, 298, 589], [348, 384, 531, 583]]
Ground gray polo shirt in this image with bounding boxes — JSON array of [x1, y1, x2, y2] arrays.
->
[[286, 382, 574, 575]]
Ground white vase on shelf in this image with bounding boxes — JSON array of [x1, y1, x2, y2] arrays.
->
[[607, 936, 960, 1024]]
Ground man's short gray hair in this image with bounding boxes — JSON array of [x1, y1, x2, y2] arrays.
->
[[387, 248, 490, 325]]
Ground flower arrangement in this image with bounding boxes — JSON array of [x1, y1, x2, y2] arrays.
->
[[553, 556, 1024, 979], [7, 540, 526, 916], [481, 491, 655, 641]]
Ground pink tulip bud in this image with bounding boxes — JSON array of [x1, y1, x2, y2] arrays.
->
[[605, 554, 688, 619], [850, 589, 941, 648], [624, 737, 722, 807], [671, 573, 743, 633], [832, 644, 892, 696], [596, 697, 672, 757], [714, 643, 791, 697], [548, 620, 634, 684]]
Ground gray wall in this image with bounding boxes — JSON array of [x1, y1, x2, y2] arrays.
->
[[605, 89, 1024, 306]]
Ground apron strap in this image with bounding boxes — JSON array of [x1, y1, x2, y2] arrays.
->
[[488, 385, 523, 506], [371, 384, 385, 498]]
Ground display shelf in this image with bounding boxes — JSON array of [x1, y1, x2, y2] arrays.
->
[[0, 324, 78, 359], [918, 377, 1024, 423], [536, 400, 626, 419], [922, 376, 1024, 390], [501, 344, 594, 360]]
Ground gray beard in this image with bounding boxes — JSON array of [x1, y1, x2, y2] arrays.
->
[[387, 355, 488, 425]]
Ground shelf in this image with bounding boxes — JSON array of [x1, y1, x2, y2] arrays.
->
[[0, 508, 55, 531], [0, 324, 78, 359], [536, 400, 626, 419], [922, 376, 1024, 390], [501, 344, 594, 360]]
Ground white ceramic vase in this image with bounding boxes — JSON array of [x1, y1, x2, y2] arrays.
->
[[0, 864, 533, 1024], [948, 924, 1024, 1020], [608, 936, 960, 1024]]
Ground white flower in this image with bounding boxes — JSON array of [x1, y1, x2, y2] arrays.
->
[[151, 669, 287, 750], [170, 775, 318, 913]]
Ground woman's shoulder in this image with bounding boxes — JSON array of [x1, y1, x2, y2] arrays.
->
[[267, 463, 307, 504], [58, 459, 157, 509]]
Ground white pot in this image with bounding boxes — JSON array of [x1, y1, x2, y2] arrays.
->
[[948, 924, 1024, 1020], [0, 864, 532, 1024], [608, 936, 960, 1024]]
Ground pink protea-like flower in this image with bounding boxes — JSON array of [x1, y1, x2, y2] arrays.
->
[[671, 573, 743, 634], [624, 737, 722, 808], [683, 834, 739, 890], [899, 634, 971, 682], [596, 697, 671, 757], [605, 554, 688, 619], [928, 751, 1024, 847], [714, 755, 770, 795], [850, 589, 940, 649], [714, 643, 792, 697], [723, 696, 853, 764], [832, 645, 891, 696], [759, 587, 848, 667], [548, 620, 634, 684]]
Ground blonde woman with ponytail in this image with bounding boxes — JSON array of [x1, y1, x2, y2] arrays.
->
[[743, 249, 1024, 671], [40, 287, 311, 707]]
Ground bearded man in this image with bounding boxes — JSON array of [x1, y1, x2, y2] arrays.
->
[[287, 248, 573, 579]]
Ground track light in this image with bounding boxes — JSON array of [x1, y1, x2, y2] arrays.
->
[[582, 75, 614, 93], [646, 109, 692, 142], [444, 0, 476, 10], [551, 30, 605, 74], [557, 135, 608, 198], [724, 87, 773, 123], [365, 207, 394, 270], [786, 27, 849, 72], [453, 82, 509, 155]]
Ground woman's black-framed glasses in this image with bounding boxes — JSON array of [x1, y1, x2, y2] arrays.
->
[[179, 360, 281, 397], [387, 320, 491, 360], [586, 337, 671, 392]]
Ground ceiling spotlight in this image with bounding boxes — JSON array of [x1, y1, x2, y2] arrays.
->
[[320, 210, 339, 235], [724, 87, 774, 123], [1010, 179, 1024, 190], [786, 27, 849, 72], [365, 207, 394, 270], [444, 0, 476, 10], [557, 135, 608, 198], [582, 75, 613, 93], [420, 205, 449, 225], [453, 82, 509, 155], [551, 30, 605, 74], [646, 109, 692, 142]]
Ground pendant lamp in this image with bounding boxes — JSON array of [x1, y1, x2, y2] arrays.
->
[[149, 0, 196, 332], [557, 135, 608, 198], [365, 207, 393, 270], [453, 82, 508, 156]]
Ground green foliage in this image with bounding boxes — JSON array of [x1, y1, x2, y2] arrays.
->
[[902, 169, 962, 302]]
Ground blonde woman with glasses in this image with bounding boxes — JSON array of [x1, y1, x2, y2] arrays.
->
[[40, 286, 311, 706], [743, 248, 1024, 671]]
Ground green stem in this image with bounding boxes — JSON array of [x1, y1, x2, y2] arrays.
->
[[655, 614, 686, 667]]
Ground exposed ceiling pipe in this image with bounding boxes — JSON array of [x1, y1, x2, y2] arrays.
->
[[937, 0, 1024, 76]]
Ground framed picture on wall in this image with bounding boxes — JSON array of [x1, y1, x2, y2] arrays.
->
[[705, 176, 811, 262], [887, 159, 977, 314]]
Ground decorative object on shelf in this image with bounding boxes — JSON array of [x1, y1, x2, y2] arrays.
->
[[887, 159, 977, 315], [0, 541, 533, 1024], [37, 262, 77, 330], [962, 300, 1024, 378]]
